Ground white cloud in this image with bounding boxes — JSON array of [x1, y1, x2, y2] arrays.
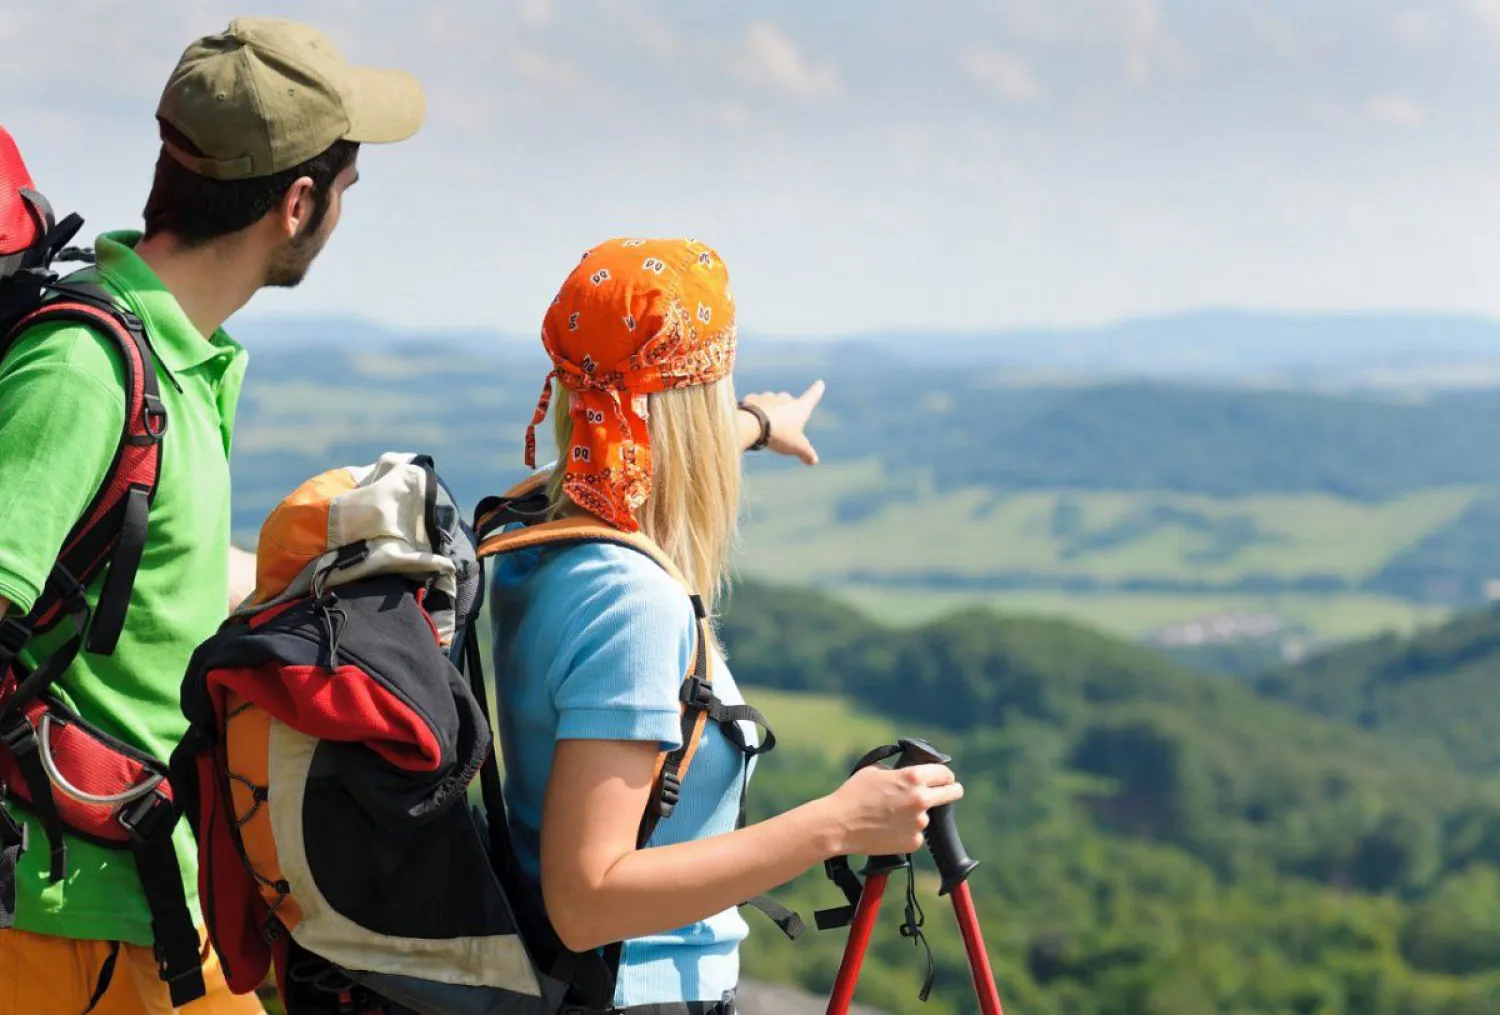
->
[[1366, 94, 1428, 128], [517, 0, 555, 28], [1392, 8, 1439, 47], [508, 46, 588, 92], [697, 100, 758, 131], [993, 0, 1078, 47], [1245, 8, 1301, 58], [625, 13, 679, 58], [961, 46, 1044, 103], [734, 21, 840, 101], [1466, 0, 1500, 42], [1119, 0, 1190, 84]]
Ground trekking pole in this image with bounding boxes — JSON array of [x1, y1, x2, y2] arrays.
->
[[824, 745, 919, 1015], [823, 739, 1003, 1015], [825, 859, 891, 1013], [950, 879, 1002, 1015], [899, 739, 1004, 1015]]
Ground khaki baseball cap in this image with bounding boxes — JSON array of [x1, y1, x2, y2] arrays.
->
[[156, 17, 424, 180]]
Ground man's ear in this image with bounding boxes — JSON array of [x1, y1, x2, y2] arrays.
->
[[276, 176, 317, 240]]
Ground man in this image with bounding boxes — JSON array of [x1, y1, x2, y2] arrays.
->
[[0, 18, 423, 1014]]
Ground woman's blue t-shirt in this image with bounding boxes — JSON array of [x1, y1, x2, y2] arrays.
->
[[488, 539, 754, 1007]]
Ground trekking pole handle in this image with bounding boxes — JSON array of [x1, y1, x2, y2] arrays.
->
[[895, 738, 979, 896]]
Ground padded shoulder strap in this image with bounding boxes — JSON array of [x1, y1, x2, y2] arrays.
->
[[473, 473, 551, 541], [478, 516, 712, 846], [503, 472, 550, 501], [0, 286, 165, 684], [477, 516, 693, 590]]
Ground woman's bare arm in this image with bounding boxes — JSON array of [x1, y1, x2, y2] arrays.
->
[[540, 737, 960, 952]]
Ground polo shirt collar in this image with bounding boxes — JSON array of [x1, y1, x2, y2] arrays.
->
[[91, 231, 244, 374]]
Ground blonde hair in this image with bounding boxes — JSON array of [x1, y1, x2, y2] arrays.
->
[[546, 377, 742, 614]]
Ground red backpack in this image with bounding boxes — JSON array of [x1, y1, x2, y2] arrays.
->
[[169, 464, 801, 1014], [0, 126, 202, 1005]]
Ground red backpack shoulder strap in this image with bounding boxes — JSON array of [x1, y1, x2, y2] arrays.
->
[[0, 282, 166, 700], [0, 285, 203, 999]]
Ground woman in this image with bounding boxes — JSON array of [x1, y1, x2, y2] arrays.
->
[[489, 238, 962, 1014]]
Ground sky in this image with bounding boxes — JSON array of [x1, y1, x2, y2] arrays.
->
[[4, 0, 1500, 338]]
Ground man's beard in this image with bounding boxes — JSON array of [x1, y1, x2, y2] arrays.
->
[[264, 217, 331, 289]]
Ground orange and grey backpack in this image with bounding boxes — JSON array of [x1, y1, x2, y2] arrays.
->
[[0, 127, 202, 1003], [171, 454, 800, 1015]]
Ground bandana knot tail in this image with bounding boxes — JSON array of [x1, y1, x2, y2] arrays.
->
[[523, 370, 557, 470]]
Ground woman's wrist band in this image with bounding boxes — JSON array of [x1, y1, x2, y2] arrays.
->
[[739, 402, 772, 451]]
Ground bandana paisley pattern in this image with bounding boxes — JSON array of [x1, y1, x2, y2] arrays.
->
[[525, 237, 737, 531]]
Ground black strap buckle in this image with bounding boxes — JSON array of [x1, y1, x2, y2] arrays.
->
[[0, 717, 37, 757], [45, 566, 90, 617], [679, 676, 715, 711], [815, 853, 870, 931], [118, 791, 175, 844], [656, 767, 682, 818], [0, 617, 31, 659], [153, 943, 202, 984]]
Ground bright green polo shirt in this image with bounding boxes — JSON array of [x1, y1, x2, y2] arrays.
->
[[0, 231, 247, 944]]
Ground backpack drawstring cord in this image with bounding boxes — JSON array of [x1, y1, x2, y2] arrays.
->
[[314, 591, 347, 671]]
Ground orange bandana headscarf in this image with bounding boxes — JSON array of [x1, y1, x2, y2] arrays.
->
[[524, 237, 737, 532]]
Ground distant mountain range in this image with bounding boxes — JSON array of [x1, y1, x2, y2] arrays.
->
[[844, 309, 1500, 381], [231, 308, 1500, 388]]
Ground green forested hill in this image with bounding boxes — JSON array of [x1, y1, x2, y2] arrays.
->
[[781, 380, 1500, 503], [1254, 607, 1500, 775], [234, 344, 1500, 511], [724, 583, 1500, 1014]]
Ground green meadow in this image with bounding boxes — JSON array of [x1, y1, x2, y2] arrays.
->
[[736, 460, 1480, 639]]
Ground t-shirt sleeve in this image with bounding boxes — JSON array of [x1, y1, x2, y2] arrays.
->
[[547, 547, 697, 751], [0, 324, 126, 613]]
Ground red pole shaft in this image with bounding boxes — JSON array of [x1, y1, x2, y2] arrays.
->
[[950, 881, 1004, 1015], [826, 873, 889, 1015]]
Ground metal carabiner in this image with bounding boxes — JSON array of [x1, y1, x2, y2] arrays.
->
[[35, 713, 164, 807]]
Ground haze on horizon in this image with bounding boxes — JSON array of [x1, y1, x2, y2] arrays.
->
[[4, 0, 1499, 338]]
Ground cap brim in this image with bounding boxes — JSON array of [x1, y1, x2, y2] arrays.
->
[[344, 66, 426, 144]]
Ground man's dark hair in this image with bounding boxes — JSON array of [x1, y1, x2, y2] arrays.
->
[[142, 124, 358, 247]]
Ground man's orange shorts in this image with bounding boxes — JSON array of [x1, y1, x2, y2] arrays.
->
[[0, 927, 265, 1015]]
